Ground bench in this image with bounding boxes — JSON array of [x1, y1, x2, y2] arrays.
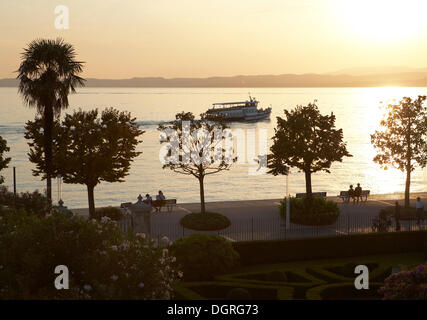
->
[[338, 190, 370, 202], [295, 192, 327, 199], [152, 199, 177, 212]]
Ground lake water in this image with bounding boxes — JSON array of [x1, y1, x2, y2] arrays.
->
[[0, 87, 426, 208]]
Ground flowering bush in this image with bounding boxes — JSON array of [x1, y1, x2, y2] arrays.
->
[[379, 263, 427, 300], [0, 209, 180, 299]]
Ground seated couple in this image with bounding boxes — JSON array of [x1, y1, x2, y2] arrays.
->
[[348, 183, 363, 203], [143, 190, 166, 212]]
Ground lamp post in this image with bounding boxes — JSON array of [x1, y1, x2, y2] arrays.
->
[[57, 174, 62, 204]]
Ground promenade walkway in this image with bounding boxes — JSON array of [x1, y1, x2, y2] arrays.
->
[[72, 192, 427, 241]]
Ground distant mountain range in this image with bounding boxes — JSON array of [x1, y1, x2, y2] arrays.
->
[[2, 67, 427, 87]]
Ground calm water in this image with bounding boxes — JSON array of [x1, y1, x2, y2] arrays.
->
[[0, 87, 426, 208]]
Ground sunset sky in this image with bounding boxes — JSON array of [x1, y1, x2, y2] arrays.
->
[[1, 0, 427, 78]]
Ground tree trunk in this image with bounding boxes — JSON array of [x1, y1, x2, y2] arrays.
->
[[87, 184, 96, 219], [199, 176, 206, 214], [404, 167, 411, 209], [404, 121, 412, 209], [44, 106, 53, 202], [304, 169, 313, 200], [304, 169, 313, 214]]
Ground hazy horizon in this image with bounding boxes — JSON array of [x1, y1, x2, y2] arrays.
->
[[2, 0, 427, 79]]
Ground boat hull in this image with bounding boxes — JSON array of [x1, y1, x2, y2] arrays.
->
[[206, 107, 271, 122]]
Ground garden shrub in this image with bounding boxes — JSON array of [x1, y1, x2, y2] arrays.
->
[[174, 281, 292, 300], [0, 209, 180, 299], [180, 212, 231, 231], [379, 262, 427, 300], [170, 233, 239, 281], [0, 188, 50, 217], [371, 209, 393, 232], [93, 206, 124, 221], [306, 282, 383, 300], [280, 197, 339, 226]]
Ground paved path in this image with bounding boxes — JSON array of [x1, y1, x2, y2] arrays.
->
[[71, 192, 427, 241]]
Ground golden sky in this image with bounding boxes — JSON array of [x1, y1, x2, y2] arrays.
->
[[1, 0, 427, 78]]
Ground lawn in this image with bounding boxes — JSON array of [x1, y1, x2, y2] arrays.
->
[[173, 252, 425, 300]]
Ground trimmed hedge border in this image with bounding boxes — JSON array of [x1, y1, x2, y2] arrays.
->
[[306, 282, 384, 300], [233, 231, 427, 265], [173, 281, 294, 300], [306, 262, 391, 283], [215, 269, 324, 288]]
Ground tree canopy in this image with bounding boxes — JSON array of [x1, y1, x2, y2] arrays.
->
[[158, 112, 236, 213], [25, 108, 144, 217], [371, 95, 427, 207], [17, 38, 85, 201], [0, 136, 11, 185], [268, 102, 352, 200]]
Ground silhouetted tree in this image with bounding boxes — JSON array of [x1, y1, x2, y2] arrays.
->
[[371, 96, 427, 208], [269, 102, 352, 202], [158, 112, 236, 214], [0, 135, 11, 185], [25, 108, 143, 218], [17, 38, 85, 201]]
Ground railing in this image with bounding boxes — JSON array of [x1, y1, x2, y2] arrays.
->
[[117, 213, 427, 242]]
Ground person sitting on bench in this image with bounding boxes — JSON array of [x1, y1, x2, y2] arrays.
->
[[154, 190, 166, 212], [354, 183, 362, 203], [348, 185, 355, 203], [143, 193, 152, 205]]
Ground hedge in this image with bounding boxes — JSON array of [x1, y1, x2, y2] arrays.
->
[[306, 282, 384, 300], [173, 281, 294, 300], [306, 262, 392, 283], [215, 269, 324, 288], [233, 231, 427, 265], [180, 212, 231, 231]]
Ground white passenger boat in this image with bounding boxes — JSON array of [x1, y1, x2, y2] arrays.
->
[[205, 96, 271, 122]]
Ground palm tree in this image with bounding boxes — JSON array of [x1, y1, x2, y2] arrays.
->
[[17, 38, 85, 201]]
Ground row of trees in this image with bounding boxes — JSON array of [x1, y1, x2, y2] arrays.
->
[[7, 37, 426, 219], [267, 97, 427, 209]]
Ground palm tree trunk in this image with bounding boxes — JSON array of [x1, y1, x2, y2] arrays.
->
[[87, 184, 96, 219], [199, 176, 206, 214], [44, 107, 53, 202]]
